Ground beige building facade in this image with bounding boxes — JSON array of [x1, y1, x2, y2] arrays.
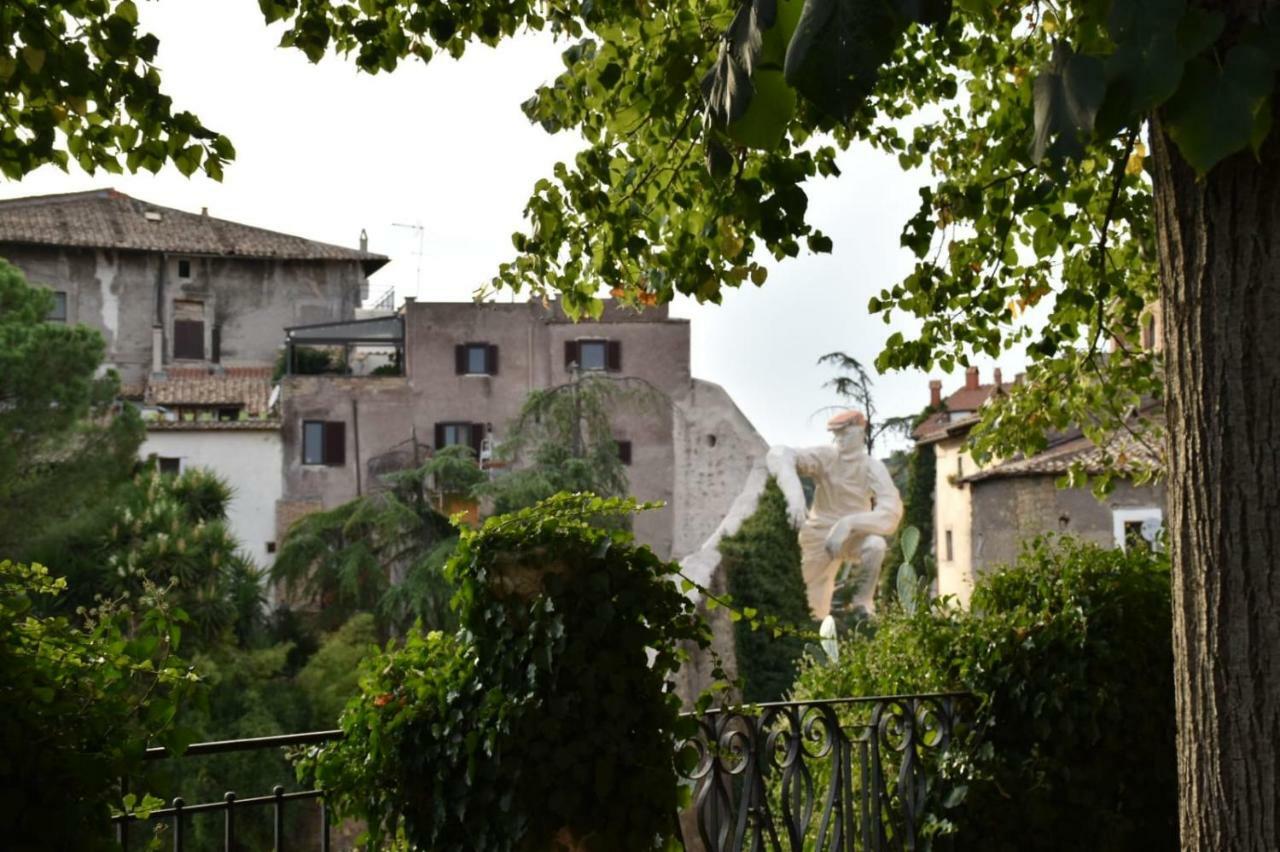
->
[[915, 368, 1165, 606]]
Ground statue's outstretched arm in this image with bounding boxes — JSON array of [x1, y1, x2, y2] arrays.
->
[[765, 445, 810, 528]]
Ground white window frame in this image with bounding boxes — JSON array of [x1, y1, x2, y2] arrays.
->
[[1112, 507, 1164, 551]]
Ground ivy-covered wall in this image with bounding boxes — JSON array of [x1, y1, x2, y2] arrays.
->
[[721, 477, 811, 702]]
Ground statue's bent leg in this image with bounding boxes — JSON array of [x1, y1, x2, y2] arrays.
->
[[799, 523, 839, 620], [843, 534, 888, 616]]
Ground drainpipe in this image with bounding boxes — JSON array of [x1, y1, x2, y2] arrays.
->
[[351, 397, 362, 497]]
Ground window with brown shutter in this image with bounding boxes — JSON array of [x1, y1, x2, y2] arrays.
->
[[607, 340, 622, 372], [616, 440, 633, 465], [564, 340, 579, 370], [458, 343, 499, 375], [302, 421, 345, 466], [435, 422, 483, 458]]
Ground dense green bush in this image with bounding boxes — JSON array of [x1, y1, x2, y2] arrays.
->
[[299, 494, 713, 851], [0, 561, 196, 850], [721, 477, 811, 701], [794, 535, 1176, 850]]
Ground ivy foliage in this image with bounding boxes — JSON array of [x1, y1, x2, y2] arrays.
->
[[0, 258, 142, 557], [0, 561, 197, 850], [721, 478, 811, 702], [299, 494, 712, 851], [0, 0, 233, 179], [794, 535, 1176, 850]]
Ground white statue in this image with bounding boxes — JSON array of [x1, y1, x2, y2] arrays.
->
[[678, 409, 904, 621], [765, 410, 903, 619]]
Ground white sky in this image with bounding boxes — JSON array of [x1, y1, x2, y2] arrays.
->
[[5, 0, 1024, 452]]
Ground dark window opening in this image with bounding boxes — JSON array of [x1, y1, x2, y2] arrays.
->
[[455, 343, 499, 376], [47, 291, 67, 322], [217, 406, 242, 422], [173, 299, 205, 360], [1142, 315, 1156, 350], [266, 541, 277, 554], [616, 440, 633, 466], [157, 457, 181, 476], [303, 420, 345, 466], [944, 530, 954, 562], [177, 258, 192, 280], [706, 434, 718, 448]]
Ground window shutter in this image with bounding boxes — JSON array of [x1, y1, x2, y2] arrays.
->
[[469, 423, 485, 458], [434, 422, 446, 450], [173, 320, 204, 359], [487, 344, 499, 375], [211, 325, 221, 363], [324, 422, 346, 466], [564, 340, 578, 369], [607, 340, 622, 372], [455, 345, 467, 375], [617, 440, 632, 465]]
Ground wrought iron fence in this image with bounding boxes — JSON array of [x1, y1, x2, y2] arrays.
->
[[112, 694, 966, 851], [112, 729, 341, 851], [679, 693, 968, 852]]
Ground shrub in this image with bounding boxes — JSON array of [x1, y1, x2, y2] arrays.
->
[[0, 561, 196, 849], [721, 477, 810, 701], [793, 535, 1176, 850], [299, 494, 714, 851]]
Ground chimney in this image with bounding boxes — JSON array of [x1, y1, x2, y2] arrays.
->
[[929, 379, 943, 407], [201, 206, 208, 217], [993, 367, 1003, 389], [965, 366, 980, 391], [359, 228, 369, 252]]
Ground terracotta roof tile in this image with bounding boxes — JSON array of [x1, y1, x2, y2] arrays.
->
[[145, 419, 281, 432], [0, 189, 387, 274], [145, 367, 274, 416], [913, 383, 1003, 441], [963, 421, 1164, 482]]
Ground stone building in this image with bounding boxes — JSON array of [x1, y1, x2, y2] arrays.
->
[[277, 299, 766, 560], [914, 367, 1164, 606], [0, 188, 386, 387], [0, 188, 386, 571]]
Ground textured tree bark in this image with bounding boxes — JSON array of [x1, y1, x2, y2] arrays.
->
[[1151, 103, 1280, 849]]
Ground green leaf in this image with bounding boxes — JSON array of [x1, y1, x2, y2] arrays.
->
[[1164, 47, 1276, 175], [1031, 43, 1105, 163], [784, 0, 901, 120], [900, 525, 921, 563], [896, 559, 918, 615]]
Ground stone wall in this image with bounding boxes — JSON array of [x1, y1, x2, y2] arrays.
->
[[0, 244, 367, 386]]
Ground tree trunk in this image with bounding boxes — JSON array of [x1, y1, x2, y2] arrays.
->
[[1151, 102, 1280, 848]]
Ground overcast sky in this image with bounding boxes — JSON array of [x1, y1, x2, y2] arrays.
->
[[6, 0, 1023, 453]]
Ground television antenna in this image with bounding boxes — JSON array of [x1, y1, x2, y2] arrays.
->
[[392, 221, 424, 300]]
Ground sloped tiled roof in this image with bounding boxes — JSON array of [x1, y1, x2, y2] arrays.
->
[[913, 383, 1003, 442], [145, 367, 274, 416], [0, 189, 387, 273], [962, 419, 1165, 482], [145, 419, 281, 432]]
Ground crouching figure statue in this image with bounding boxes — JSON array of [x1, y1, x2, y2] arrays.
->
[[766, 410, 903, 620]]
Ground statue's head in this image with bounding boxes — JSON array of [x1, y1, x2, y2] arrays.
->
[[826, 409, 868, 453]]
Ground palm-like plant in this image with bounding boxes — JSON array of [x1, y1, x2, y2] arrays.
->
[[271, 446, 483, 635]]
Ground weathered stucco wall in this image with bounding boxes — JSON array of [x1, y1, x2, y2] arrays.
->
[[277, 301, 761, 561], [671, 379, 769, 559], [139, 426, 284, 574], [969, 476, 1167, 580], [1, 244, 367, 386]]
